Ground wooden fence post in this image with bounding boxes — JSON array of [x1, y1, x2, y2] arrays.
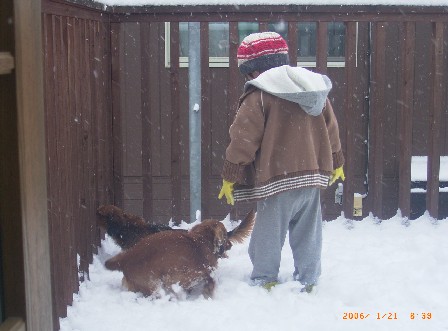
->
[[369, 22, 386, 220], [398, 21, 415, 219], [228, 21, 239, 220], [111, 22, 124, 209], [14, 0, 54, 329], [316, 21, 328, 74], [343, 21, 357, 219], [427, 22, 444, 219], [141, 22, 153, 222], [169, 22, 182, 221], [200, 21, 211, 219], [288, 22, 298, 67]]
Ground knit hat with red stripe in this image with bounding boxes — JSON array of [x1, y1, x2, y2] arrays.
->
[[237, 32, 289, 75]]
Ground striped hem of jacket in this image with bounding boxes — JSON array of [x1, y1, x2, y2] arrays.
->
[[234, 173, 330, 202]]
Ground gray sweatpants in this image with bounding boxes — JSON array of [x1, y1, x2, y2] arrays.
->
[[248, 187, 322, 285]]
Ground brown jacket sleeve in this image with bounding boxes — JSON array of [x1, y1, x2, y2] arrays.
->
[[323, 99, 345, 169], [221, 90, 265, 183]]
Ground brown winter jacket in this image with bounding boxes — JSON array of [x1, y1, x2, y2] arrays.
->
[[221, 87, 344, 202]]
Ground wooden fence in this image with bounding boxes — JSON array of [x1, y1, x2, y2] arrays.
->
[[110, 9, 448, 223], [41, 1, 447, 328], [42, 1, 114, 327]]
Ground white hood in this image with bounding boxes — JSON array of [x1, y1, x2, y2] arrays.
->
[[244, 65, 332, 116]]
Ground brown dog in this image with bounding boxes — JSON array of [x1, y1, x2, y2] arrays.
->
[[97, 205, 180, 249], [105, 210, 255, 298]]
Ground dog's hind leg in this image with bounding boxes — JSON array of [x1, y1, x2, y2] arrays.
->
[[122, 276, 137, 292], [184, 275, 215, 299], [201, 275, 215, 299]]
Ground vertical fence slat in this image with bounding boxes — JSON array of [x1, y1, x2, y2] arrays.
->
[[69, 16, 80, 277], [73, 16, 86, 281], [228, 21, 239, 220], [104, 21, 114, 208], [398, 21, 415, 219], [316, 22, 328, 74], [79, 16, 88, 284], [200, 21, 211, 219], [370, 22, 386, 219], [427, 22, 444, 219], [64, 15, 78, 303], [83, 18, 93, 277], [111, 23, 123, 209], [65, 15, 77, 305], [45, 13, 62, 330], [103, 20, 114, 208], [146, 22, 164, 221], [96, 20, 107, 214], [141, 22, 153, 222], [343, 21, 357, 218], [228, 21, 239, 117], [170, 22, 182, 221], [96, 19, 113, 229], [54, 16, 65, 313], [259, 22, 268, 32], [53, 15, 69, 321], [71, 14, 81, 288], [91, 19, 101, 257], [288, 22, 298, 66]]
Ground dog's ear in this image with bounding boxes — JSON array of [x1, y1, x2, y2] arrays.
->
[[213, 225, 228, 256]]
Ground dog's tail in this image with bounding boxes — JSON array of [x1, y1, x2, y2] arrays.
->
[[97, 204, 123, 218], [97, 204, 173, 233], [97, 204, 147, 227], [227, 210, 255, 244]]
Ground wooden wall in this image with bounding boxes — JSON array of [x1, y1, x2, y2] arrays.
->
[[42, 0, 113, 328], [365, 21, 448, 219], [111, 17, 448, 223], [110, 21, 348, 223], [112, 21, 240, 223]]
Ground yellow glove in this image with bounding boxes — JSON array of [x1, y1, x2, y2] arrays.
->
[[329, 166, 345, 186], [218, 179, 235, 205]]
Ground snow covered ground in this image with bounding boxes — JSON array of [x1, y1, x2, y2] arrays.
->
[[60, 212, 448, 331]]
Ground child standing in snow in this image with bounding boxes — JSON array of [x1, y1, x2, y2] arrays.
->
[[218, 32, 345, 292]]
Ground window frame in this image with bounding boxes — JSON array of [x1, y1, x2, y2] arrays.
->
[[164, 22, 358, 69]]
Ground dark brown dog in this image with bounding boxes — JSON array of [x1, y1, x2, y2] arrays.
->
[[105, 210, 255, 298], [97, 205, 180, 249]]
